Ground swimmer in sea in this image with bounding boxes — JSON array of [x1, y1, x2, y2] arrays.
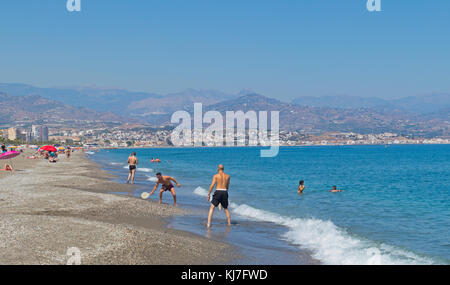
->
[[330, 185, 342, 193], [298, 180, 305, 194]]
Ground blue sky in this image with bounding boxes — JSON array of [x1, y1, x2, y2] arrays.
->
[[0, 0, 449, 100]]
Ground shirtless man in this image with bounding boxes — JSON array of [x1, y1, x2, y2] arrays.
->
[[207, 164, 231, 228], [126, 152, 138, 184], [150, 172, 180, 206]]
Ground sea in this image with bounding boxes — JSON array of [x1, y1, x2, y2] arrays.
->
[[89, 145, 450, 265]]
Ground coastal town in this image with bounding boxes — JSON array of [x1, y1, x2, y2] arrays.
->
[[1, 124, 448, 148]]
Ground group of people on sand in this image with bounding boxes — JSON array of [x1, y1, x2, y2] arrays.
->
[[1, 144, 75, 172], [29, 147, 72, 163], [297, 180, 342, 193], [126, 152, 231, 228]]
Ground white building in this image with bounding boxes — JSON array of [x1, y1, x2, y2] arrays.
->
[[32, 125, 49, 142]]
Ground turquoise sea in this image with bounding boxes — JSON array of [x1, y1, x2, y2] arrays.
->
[[90, 145, 450, 265]]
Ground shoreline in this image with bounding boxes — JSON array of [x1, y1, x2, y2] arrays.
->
[[0, 151, 237, 265], [93, 143, 450, 151]]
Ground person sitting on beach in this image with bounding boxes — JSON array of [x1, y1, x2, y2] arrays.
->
[[127, 152, 138, 184], [298, 180, 306, 194], [1, 164, 13, 172], [207, 164, 231, 228], [150, 172, 180, 206], [330, 186, 342, 193], [48, 152, 58, 163]]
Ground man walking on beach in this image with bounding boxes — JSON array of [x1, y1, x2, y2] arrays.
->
[[150, 172, 181, 206], [127, 152, 138, 184], [207, 164, 231, 228]]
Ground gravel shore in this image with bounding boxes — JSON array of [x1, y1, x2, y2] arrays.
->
[[0, 151, 235, 265]]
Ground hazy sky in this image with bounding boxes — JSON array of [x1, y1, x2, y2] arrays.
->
[[0, 0, 449, 100]]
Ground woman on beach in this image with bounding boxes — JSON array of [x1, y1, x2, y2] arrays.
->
[[298, 180, 305, 194], [1, 164, 13, 172]]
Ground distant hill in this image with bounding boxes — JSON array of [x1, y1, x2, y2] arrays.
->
[[292, 93, 450, 115], [0, 83, 235, 125], [292, 95, 388, 110], [200, 93, 449, 136], [128, 89, 236, 124], [0, 83, 159, 115], [1, 83, 448, 137], [0, 92, 128, 125]]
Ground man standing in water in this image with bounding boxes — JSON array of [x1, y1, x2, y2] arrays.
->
[[150, 172, 181, 206], [207, 164, 231, 228], [126, 152, 138, 184]]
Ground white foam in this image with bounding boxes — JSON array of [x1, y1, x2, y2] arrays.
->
[[85, 151, 95, 155], [193, 186, 209, 197], [109, 162, 122, 165], [138, 168, 153, 173], [146, 176, 157, 182], [230, 203, 436, 265]]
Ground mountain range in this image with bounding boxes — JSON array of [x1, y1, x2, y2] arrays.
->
[[0, 92, 126, 127], [0, 83, 448, 137], [291, 93, 450, 115]]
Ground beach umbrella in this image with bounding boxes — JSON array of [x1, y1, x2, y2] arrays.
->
[[0, 151, 20, 160], [40, 145, 57, 153], [0, 151, 20, 169]]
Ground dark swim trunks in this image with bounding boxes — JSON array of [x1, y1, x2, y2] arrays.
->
[[162, 184, 174, 192], [129, 165, 136, 171], [211, 190, 229, 209]]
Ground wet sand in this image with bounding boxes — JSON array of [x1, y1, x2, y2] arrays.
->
[[0, 150, 236, 264]]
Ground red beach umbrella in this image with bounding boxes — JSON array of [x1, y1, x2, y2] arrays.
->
[[40, 145, 57, 153]]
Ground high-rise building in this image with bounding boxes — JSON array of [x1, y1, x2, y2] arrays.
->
[[31, 125, 49, 142], [7, 127, 19, 140], [0, 129, 8, 139]]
